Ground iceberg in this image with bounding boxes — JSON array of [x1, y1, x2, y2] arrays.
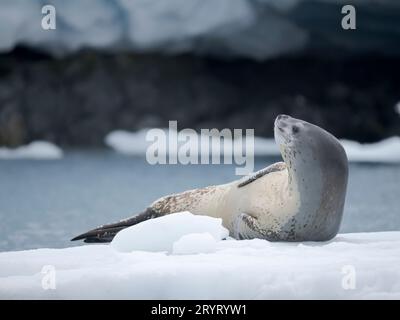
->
[[395, 101, 400, 116], [0, 141, 63, 160], [105, 129, 400, 163], [105, 128, 279, 157], [104, 129, 151, 156], [341, 137, 400, 163]]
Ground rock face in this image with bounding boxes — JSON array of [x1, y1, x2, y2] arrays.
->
[[1, 1, 399, 146], [0, 48, 399, 147]]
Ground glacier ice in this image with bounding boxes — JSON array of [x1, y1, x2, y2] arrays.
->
[[1, 0, 399, 59]]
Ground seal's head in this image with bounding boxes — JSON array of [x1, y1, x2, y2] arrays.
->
[[274, 114, 307, 149], [274, 114, 348, 241]]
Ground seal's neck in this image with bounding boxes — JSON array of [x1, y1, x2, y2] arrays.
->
[[284, 146, 323, 213]]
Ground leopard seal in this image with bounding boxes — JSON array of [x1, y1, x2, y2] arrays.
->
[[72, 115, 348, 243]]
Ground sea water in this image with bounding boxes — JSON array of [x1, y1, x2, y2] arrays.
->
[[0, 151, 399, 251]]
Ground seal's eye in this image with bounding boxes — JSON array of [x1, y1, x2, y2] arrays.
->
[[292, 125, 300, 134]]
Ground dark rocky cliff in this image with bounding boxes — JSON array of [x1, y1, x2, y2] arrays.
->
[[0, 48, 399, 147]]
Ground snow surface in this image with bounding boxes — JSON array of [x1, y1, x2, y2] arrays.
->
[[111, 212, 228, 253], [105, 129, 400, 163], [0, 212, 399, 299], [1, 0, 398, 59], [0, 141, 63, 160]]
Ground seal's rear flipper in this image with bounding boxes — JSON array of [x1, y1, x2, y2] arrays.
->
[[71, 208, 161, 243]]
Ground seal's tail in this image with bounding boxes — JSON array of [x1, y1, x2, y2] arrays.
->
[[71, 208, 161, 243]]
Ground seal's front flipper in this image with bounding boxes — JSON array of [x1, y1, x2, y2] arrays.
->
[[71, 208, 161, 243], [238, 162, 286, 188], [233, 213, 264, 240], [234, 213, 280, 241]]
